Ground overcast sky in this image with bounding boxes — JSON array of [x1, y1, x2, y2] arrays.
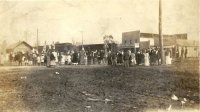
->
[[0, 0, 199, 46]]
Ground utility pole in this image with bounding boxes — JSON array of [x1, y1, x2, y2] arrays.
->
[[80, 31, 83, 49], [37, 28, 39, 51], [159, 0, 164, 64]]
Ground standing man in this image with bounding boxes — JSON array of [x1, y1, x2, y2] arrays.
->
[[50, 51, 56, 67], [100, 50, 104, 64], [80, 48, 85, 65], [46, 51, 51, 67], [176, 48, 179, 58], [185, 47, 188, 58], [123, 51, 130, 67], [18, 52, 23, 66], [117, 51, 123, 65], [72, 50, 79, 64], [107, 50, 112, 65], [181, 47, 184, 58], [44, 54, 47, 66], [111, 51, 117, 66], [135, 50, 139, 65]]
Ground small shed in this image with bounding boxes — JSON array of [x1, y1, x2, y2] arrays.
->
[[6, 41, 33, 53]]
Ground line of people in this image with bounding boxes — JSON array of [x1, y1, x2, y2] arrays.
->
[[8, 47, 163, 67], [106, 48, 161, 67]]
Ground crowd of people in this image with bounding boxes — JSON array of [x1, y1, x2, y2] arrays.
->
[[8, 47, 169, 67]]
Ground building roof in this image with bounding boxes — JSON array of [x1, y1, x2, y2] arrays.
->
[[176, 39, 199, 47], [140, 41, 150, 49], [140, 33, 186, 39], [122, 30, 140, 39], [7, 41, 33, 50], [54, 43, 72, 46], [122, 30, 187, 40], [140, 33, 158, 37], [33, 42, 73, 53]]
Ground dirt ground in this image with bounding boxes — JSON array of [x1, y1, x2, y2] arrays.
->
[[0, 60, 199, 112]]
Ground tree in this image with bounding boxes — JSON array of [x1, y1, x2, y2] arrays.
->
[[103, 35, 116, 52], [103, 35, 114, 44]]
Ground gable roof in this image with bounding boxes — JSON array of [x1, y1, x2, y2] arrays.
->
[[7, 41, 33, 50]]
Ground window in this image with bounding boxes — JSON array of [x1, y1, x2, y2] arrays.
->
[[130, 40, 132, 44], [124, 40, 126, 44]]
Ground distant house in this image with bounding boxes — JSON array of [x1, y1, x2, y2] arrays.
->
[[121, 30, 199, 57], [78, 44, 104, 51], [33, 42, 74, 53], [55, 43, 73, 52], [78, 43, 118, 52], [121, 30, 187, 49], [6, 41, 33, 53]]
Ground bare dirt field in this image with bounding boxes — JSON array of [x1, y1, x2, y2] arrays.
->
[[0, 60, 199, 112]]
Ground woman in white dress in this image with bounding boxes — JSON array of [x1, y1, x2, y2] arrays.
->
[[41, 54, 44, 66], [130, 52, 136, 66], [84, 52, 87, 65], [165, 50, 172, 65], [37, 55, 41, 66], [52, 51, 58, 65], [61, 53, 65, 65], [144, 50, 150, 66]]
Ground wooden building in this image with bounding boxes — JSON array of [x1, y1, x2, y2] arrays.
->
[[6, 41, 33, 53], [122, 30, 187, 48], [34, 42, 73, 53], [78, 43, 117, 52]]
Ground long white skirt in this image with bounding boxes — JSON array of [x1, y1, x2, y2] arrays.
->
[[61, 56, 65, 65], [144, 54, 150, 66], [166, 56, 172, 65], [144, 58, 150, 66], [131, 58, 136, 65], [50, 60, 56, 66]]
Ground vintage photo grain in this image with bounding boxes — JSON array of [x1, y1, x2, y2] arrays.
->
[[0, 0, 199, 112]]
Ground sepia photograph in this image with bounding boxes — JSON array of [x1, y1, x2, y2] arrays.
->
[[0, 0, 199, 111]]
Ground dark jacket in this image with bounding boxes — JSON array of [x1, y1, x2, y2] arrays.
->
[[123, 52, 130, 60]]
